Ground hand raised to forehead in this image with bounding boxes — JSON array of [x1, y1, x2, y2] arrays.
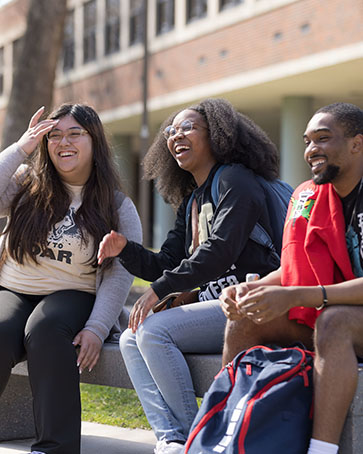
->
[[17, 106, 59, 156]]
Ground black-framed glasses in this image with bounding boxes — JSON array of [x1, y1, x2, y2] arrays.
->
[[47, 127, 89, 144], [163, 119, 207, 140]]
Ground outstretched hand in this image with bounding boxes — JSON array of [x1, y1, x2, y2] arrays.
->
[[98, 230, 127, 265], [17, 106, 59, 155]]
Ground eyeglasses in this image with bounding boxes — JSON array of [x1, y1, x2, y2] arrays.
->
[[163, 119, 207, 140], [47, 128, 89, 144]]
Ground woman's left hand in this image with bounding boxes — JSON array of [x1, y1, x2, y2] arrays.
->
[[73, 329, 103, 373], [128, 287, 159, 333]]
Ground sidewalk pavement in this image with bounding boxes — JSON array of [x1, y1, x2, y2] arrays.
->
[[0, 422, 157, 454]]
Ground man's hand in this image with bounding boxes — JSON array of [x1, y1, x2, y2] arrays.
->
[[73, 329, 103, 374], [238, 286, 296, 324], [98, 230, 127, 265], [220, 284, 245, 320], [128, 287, 159, 333]]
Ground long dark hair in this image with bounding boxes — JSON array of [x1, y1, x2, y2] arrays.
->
[[143, 98, 279, 208], [5, 103, 122, 266]]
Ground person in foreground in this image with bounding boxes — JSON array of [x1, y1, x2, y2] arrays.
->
[[220, 102, 363, 454], [0, 104, 142, 454], [98, 98, 283, 453]]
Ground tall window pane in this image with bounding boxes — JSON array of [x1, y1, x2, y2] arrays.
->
[[156, 0, 174, 35], [63, 10, 75, 71], [186, 0, 207, 23], [105, 0, 120, 55], [129, 0, 143, 46], [83, 0, 97, 63], [12, 37, 22, 83]]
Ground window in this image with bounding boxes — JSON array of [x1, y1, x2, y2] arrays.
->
[[156, 0, 174, 35], [105, 0, 120, 55], [12, 37, 22, 83], [0, 47, 4, 95], [63, 10, 75, 71], [186, 0, 207, 22], [129, 0, 144, 46], [83, 0, 97, 63], [219, 0, 243, 10]]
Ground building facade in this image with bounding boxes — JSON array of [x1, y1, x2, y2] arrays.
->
[[0, 0, 362, 246]]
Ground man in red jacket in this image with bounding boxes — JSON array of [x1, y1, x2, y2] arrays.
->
[[220, 102, 363, 454]]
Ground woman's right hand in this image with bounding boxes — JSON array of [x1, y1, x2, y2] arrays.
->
[[128, 287, 159, 333], [97, 230, 127, 265], [17, 106, 59, 155]]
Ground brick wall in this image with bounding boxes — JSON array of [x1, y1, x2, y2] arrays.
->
[[55, 0, 363, 111]]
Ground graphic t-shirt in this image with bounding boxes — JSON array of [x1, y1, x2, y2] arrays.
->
[[0, 184, 96, 295]]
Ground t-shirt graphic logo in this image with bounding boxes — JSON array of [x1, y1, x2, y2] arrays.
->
[[289, 189, 315, 224], [49, 207, 78, 242]]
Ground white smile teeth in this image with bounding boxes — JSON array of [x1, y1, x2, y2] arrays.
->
[[311, 159, 325, 167], [175, 146, 189, 154], [59, 152, 75, 157]]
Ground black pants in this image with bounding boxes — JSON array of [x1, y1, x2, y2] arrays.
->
[[0, 287, 95, 454]]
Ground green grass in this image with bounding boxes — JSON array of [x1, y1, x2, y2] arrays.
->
[[133, 277, 150, 287], [81, 384, 151, 429], [80, 383, 202, 429]]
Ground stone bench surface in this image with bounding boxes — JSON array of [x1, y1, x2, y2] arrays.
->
[[11, 343, 222, 397]]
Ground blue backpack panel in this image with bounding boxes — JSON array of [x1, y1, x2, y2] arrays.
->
[[185, 345, 314, 454]]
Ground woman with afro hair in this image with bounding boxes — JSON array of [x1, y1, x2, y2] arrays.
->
[[98, 98, 286, 454]]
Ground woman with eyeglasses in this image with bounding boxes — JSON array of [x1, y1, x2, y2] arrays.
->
[[0, 103, 142, 454], [98, 98, 281, 454]]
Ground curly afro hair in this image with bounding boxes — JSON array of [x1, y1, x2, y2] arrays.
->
[[143, 98, 279, 209]]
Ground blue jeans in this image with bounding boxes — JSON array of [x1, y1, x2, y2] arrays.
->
[[119, 299, 226, 443]]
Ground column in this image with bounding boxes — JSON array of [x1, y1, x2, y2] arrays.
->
[[153, 191, 176, 250], [280, 96, 313, 189]]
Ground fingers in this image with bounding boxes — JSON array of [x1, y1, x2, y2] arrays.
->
[[74, 331, 102, 373], [78, 346, 100, 373], [97, 230, 124, 265], [28, 106, 45, 128], [128, 302, 147, 333], [128, 290, 157, 333], [220, 296, 241, 319], [17, 118, 58, 155]]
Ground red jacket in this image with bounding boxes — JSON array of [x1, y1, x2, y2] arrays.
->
[[281, 180, 355, 329]]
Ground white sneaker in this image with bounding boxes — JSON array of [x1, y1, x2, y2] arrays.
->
[[154, 439, 185, 454]]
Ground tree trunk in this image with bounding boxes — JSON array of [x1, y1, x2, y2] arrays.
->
[[1, 0, 67, 149]]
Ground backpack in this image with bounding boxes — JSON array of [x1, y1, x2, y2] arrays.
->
[[185, 345, 314, 454], [186, 165, 293, 261]]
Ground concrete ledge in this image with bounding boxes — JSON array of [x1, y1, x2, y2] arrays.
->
[[78, 343, 221, 397], [1, 344, 222, 442]]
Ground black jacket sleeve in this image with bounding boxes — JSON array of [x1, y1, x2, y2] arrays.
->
[[151, 165, 266, 298], [118, 202, 188, 282]]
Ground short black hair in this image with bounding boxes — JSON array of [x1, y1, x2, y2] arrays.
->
[[315, 102, 363, 137]]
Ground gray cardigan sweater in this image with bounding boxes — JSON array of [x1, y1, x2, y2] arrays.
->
[[0, 143, 142, 342]]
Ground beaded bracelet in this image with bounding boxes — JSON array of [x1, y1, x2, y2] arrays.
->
[[316, 285, 328, 310]]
